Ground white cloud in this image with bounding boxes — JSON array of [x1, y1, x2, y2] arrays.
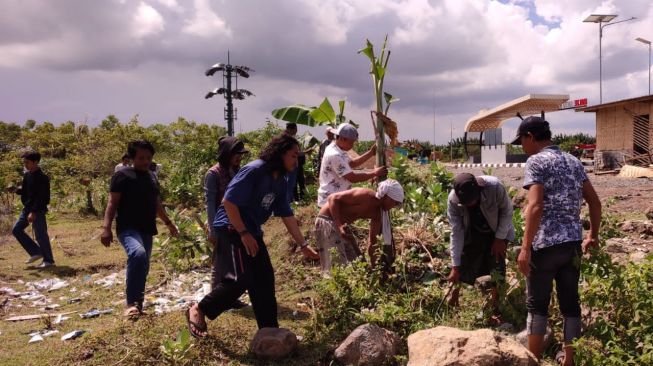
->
[[156, 0, 181, 10], [132, 2, 165, 38], [1, 0, 652, 142], [182, 0, 231, 38]]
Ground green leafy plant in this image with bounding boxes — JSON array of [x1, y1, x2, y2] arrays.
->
[[574, 248, 653, 365], [154, 208, 211, 272], [160, 329, 194, 366], [271, 97, 359, 128]]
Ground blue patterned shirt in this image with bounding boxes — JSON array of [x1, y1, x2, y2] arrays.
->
[[523, 145, 588, 251]]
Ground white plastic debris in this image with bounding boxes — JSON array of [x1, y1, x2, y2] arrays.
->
[[42, 330, 59, 338], [61, 330, 85, 341], [28, 334, 44, 343], [26, 278, 69, 292], [20, 293, 45, 301], [0, 287, 21, 297], [79, 308, 113, 319], [28, 329, 61, 343], [53, 314, 70, 325], [40, 304, 61, 311], [93, 272, 123, 288]]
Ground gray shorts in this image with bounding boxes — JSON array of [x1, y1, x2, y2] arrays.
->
[[314, 215, 361, 271]]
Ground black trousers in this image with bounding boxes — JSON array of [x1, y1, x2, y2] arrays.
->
[[526, 241, 582, 317], [295, 167, 306, 200], [459, 230, 506, 286], [199, 228, 278, 329]]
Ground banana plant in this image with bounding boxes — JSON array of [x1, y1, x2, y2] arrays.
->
[[271, 97, 358, 128], [358, 35, 399, 171]]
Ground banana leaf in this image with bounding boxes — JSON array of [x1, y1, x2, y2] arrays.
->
[[271, 104, 318, 126]]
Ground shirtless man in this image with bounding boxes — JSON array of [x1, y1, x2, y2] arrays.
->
[[314, 179, 404, 271]]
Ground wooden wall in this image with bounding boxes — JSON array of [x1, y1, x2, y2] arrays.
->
[[595, 101, 652, 152]]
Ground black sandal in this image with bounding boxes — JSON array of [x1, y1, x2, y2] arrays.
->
[[185, 307, 207, 339]]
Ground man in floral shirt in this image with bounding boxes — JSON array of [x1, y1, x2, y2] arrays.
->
[[317, 123, 387, 207], [513, 116, 602, 366]]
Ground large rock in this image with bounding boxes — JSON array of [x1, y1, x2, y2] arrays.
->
[[645, 207, 653, 221], [605, 238, 631, 254], [250, 328, 298, 359], [334, 323, 401, 366], [407, 326, 537, 366], [475, 275, 494, 292], [620, 220, 653, 235]]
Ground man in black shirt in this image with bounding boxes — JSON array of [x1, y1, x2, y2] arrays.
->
[[101, 140, 178, 318], [11, 151, 54, 268]]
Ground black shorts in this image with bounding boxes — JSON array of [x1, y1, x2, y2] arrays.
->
[[459, 230, 506, 286]]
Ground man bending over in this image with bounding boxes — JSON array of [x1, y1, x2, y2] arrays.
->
[[315, 179, 404, 271]]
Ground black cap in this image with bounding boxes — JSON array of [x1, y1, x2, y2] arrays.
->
[[453, 173, 481, 205], [510, 116, 550, 145]]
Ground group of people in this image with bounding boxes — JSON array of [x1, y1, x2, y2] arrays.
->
[[184, 122, 402, 338], [8, 116, 601, 365], [445, 117, 601, 365]]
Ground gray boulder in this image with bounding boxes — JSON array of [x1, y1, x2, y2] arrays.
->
[[334, 323, 401, 366], [250, 327, 298, 359]]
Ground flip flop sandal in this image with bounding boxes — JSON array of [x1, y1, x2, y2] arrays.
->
[[555, 350, 566, 365], [185, 307, 207, 339], [124, 306, 141, 319]]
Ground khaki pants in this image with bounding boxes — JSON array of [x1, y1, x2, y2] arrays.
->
[[314, 215, 361, 271]]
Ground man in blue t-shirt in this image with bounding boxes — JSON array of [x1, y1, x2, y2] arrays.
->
[[513, 116, 602, 365], [185, 134, 319, 338]]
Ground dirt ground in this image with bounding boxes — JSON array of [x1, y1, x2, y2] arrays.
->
[[450, 166, 653, 263]]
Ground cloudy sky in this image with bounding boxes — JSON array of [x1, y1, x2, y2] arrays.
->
[[1, 0, 652, 143]]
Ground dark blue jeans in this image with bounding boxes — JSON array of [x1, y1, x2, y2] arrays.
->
[[118, 229, 153, 306], [12, 210, 54, 264]]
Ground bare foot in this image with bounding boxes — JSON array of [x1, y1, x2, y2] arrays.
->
[[447, 288, 460, 307]]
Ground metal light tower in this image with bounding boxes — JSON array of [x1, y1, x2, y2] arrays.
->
[[205, 52, 254, 136], [583, 14, 636, 104], [635, 37, 651, 95]]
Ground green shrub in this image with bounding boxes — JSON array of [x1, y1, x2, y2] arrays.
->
[[574, 248, 653, 365], [160, 329, 194, 366], [153, 208, 212, 272]]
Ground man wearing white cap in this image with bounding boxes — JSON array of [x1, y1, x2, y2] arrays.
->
[[315, 179, 404, 271], [317, 123, 387, 208]]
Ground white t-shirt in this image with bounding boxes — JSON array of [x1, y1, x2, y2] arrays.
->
[[317, 142, 353, 207]]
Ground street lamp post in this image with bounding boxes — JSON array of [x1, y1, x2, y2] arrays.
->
[[205, 52, 255, 136], [635, 37, 651, 95], [583, 14, 636, 104]]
